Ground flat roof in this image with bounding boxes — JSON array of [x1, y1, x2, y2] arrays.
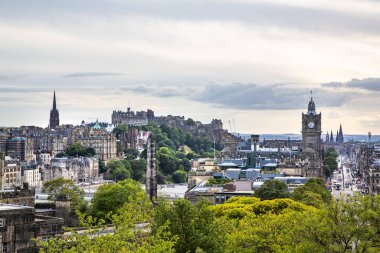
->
[[0, 204, 33, 211]]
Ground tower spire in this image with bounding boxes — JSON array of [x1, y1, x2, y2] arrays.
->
[[53, 90, 57, 110], [49, 90, 59, 129]]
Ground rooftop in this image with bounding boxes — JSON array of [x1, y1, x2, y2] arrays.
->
[[0, 204, 33, 211]]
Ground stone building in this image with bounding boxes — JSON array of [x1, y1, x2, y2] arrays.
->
[[49, 91, 59, 129], [301, 96, 322, 177], [22, 164, 41, 189], [2, 157, 21, 190], [112, 108, 152, 126], [73, 124, 117, 161], [5, 137, 34, 162], [42, 157, 99, 183], [0, 204, 63, 252]]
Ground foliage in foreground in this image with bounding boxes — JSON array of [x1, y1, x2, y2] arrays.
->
[[39, 194, 176, 253], [42, 177, 87, 212], [40, 186, 380, 253]]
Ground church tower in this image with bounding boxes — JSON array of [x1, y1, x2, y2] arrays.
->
[[301, 94, 322, 177], [49, 91, 59, 129]]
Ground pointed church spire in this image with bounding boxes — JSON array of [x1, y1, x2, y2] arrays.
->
[[326, 131, 330, 144], [338, 124, 344, 144], [49, 91, 59, 129], [330, 130, 334, 143], [336, 130, 339, 143], [53, 90, 57, 110]]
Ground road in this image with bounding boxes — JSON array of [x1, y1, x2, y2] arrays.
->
[[331, 155, 358, 201]]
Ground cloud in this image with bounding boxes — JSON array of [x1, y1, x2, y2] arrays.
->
[[0, 74, 26, 81], [121, 82, 354, 110], [322, 78, 380, 91], [120, 84, 201, 98], [62, 72, 123, 78]]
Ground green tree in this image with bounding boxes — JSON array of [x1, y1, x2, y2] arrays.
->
[[85, 147, 95, 156], [324, 156, 338, 177], [124, 148, 139, 160], [254, 179, 290, 200], [172, 169, 187, 183], [89, 179, 144, 221], [186, 118, 195, 126], [158, 153, 177, 175], [42, 177, 87, 211], [153, 199, 226, 253], [130, 158, 147, 182], [66, 142, 86, 156], [39, 193, 176, 253], [107, 159, 131, 181], [112, 123, 129, 138], [292, 178, 332, 207]]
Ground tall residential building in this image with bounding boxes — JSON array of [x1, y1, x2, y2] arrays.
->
[[301, 96, 322, 177], [5, 137, 34, 162], [49, 91, 60, 129]]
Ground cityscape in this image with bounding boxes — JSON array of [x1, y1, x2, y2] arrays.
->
[[1, 0, 380, 252]]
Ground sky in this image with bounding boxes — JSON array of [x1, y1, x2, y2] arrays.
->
[[1, 0, 380, 134]]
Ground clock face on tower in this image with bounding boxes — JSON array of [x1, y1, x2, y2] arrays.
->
[[308, 121, 315, 129]]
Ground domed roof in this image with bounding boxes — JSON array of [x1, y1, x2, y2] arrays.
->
[[307, 98, 316, 115], [92, 119, 102, 130]]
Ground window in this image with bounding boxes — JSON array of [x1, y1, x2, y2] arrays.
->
[[0, 219, 6, 227], [2, 242, 8, 253]]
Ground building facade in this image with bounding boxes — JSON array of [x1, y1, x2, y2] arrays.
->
[[301, 97, 322, 177]]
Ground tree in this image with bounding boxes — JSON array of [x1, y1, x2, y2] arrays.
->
[[42, 177, 87, 211], [39, 193, 176, 253], [124, 148, 139, 160], [65, 143, 95, 157], [107, 159, 131, 181], [112, 123, 129, 138], [66, 142, 86, 156], [130, 158, 147, 182], [89, 179, 144, 221], [158, 153, 177, 175], [324, 156, 338, 177], [85, 147, 95, 156], [254, 179, 290, 200], [172, 169, 187, 183], [153, 199, 225, 253], [186, 118, 195, 126], [292, 178, 331, 207], [99, 160, 107, 174]]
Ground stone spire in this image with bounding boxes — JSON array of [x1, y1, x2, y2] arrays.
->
[[338, 124, 344, 144], [146, 134, 157, 202], [49, 90, 60, 129], [326, 131, 330, 144], [336, 130, 339, 143], [53, 90, 57, 110], [330, 130, 334, 144]]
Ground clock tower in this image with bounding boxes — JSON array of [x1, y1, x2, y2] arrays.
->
[[301, 96, 322, 177]]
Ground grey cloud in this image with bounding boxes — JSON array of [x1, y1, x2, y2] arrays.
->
[[193, 83, 349, 110], [1, 1, 380, 36], [0, 75, 26, 81], [322, 78, 380, 91], [121, 82, 353, 110], [62, 72, 123, 78], [120, 84, 199, 98]]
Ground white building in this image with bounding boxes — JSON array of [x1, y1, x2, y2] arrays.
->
[[23, 167, 41, 188]]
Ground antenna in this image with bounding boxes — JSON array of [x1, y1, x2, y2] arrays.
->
[[233, 118, 236, 134]]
